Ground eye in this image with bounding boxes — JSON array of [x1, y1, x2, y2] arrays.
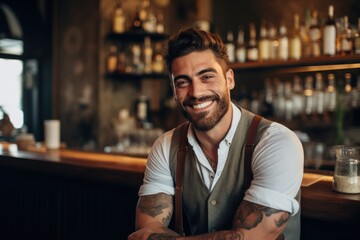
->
[[174, 79, 190, 88], [201, 74, 215, 81]]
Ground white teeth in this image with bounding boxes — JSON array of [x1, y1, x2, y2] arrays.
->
[[193, 101, 212, 109]]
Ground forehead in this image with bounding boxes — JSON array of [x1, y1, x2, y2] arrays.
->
[[171, 50, 222, 75]]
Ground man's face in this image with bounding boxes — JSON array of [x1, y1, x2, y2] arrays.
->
[[171, 50, 235, 131]]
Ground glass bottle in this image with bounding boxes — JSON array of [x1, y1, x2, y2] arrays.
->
[[261, 78, 275, 118], [340, 16, 353, 55], [303, 75, 314, 116], [143, 36, 153, 73], [131, 6, 144, 32], [278, 23, 289, 61], [225, 31, 236, 63], [284, 81, 294, 121], [324, 73, 337, 116], [314, 73, 325, 118], [292, 75, 304, 118], [107, 45, 118, 73], [112, 3, 126, 33], [246, 23, 259, 62], [309, 10, 321, 57], [290, 14, 302, 60], [351, 75, 360, 126], [258, 20, 270, 62], [323, 5, 336, 56], [273, 79, 285, 119], [236, 27, 246, 63], [353, 18, 360, 54], [152, 42, 165, 73], [268, 23, 279, 61]]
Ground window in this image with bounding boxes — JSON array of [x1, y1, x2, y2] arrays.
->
[[0, 58, 23, 129]]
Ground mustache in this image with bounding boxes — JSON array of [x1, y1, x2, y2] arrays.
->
[[183, 95, 218, 106]]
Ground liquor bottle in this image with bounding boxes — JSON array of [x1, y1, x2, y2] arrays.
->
[[309, 10, 321, 57], [340, 16, 353, 55], [303, 75, 314, 116], [261, 78, 275, 118], [131, 6, 144, 32], [314, 73, 325, 118], [235, 27, 246, 63], [351, 75, 360, 126], [354, 18, 360, 54], [268, 23, 278, 61], [258, 20, 270, 62], [273, 79, 285, 119], [300, 9, 312, 58], [142, 0, 157, 33], [112, 3, 126, 33], [247, 23, 258, 62], [278, 23, 289, 61], [284, 81, 294, 121], [107, 45, 118, 73], [323, 5, 336, 56], [225, 31, 236, 63], [292, 75, 304, 118], [136, 95, 151, 128], [290, 14, 302, 60], [152, 42, 165, 73], [343, 73, 353, 111], [324, 73, 337, 115], [143, 36, 153, 73]]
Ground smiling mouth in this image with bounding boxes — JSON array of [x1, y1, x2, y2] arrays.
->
[[192, 100, 213, 109]]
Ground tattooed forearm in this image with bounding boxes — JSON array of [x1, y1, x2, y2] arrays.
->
[[274, 212, 290, 228], [148, 230, 244, 240], [162, 211, 172, 226], [138, 193, 171, 217], [234, 201, 290, 230]]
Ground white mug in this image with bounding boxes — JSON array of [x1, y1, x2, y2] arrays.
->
[[44, 120, 60, 149]]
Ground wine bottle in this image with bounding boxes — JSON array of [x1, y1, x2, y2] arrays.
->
[[247, 23, 258, 62], [290, 14, 302, 60], [235, 27, 246, 63], [323, 5, 336, 56], [258, 20, 270, 61], [225, 31, 235, 63]]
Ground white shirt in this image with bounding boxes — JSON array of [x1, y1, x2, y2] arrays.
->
[[139, 103, 304, 215]]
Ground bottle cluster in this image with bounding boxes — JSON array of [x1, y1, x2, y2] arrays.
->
[[224, 5, 360, 63], [107, 37, 165, 74], [112, 0, 165, 34], [239, 72, 360, 125]]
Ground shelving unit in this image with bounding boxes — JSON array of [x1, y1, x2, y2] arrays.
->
[[230, 55, 360, 74], [105, 31, 168, 80]]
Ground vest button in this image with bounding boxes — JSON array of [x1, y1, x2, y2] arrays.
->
[[210, 200, 217, 205]]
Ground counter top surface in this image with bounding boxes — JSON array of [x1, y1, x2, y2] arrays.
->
[[0, 143, 359, 224]]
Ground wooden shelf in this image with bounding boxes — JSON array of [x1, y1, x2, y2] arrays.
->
[[230, 55, 360, 74], [106, 72, 168, 80], [106, 31, 167, 43]]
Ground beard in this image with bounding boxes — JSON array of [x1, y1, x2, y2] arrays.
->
[[178, 92, 230, 131]]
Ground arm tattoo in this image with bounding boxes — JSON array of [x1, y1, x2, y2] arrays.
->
[[148, 231, 244, 240], [138, 193, 171, 218], [162, 212, 172, 226], [234, 201, 290, 230]]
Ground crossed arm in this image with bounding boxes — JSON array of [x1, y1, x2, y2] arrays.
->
[[128, 193, 290, 240]]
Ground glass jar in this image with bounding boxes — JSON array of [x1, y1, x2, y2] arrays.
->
[[332, 145, 360, 193]]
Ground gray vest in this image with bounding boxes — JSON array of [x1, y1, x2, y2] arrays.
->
[[169, 108, 300, 239]]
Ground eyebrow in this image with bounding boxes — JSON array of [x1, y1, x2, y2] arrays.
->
[[173, 68, 218, 82]]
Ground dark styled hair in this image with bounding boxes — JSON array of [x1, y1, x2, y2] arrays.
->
[[165, 27, 230, 75]]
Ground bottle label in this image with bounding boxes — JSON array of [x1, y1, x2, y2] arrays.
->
[[290, 38, 302, 60], [236, 48, 246, 63], [226, 44, 235, 62], [323, 26, 336, 55]]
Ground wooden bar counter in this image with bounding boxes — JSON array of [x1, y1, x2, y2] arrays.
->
[[0, 143, 359, 239]]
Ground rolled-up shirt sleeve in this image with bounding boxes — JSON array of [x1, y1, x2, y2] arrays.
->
[[138, 130, 175, 196], [243, 122, 304, 216]]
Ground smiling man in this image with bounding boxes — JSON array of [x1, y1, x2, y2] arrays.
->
[[128, 27, 303, 240]]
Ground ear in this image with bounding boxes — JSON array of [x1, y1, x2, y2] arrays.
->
[[225, 69, 235, 90]]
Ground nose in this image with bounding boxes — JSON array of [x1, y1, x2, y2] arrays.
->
[[188, 79, 206, 98]]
